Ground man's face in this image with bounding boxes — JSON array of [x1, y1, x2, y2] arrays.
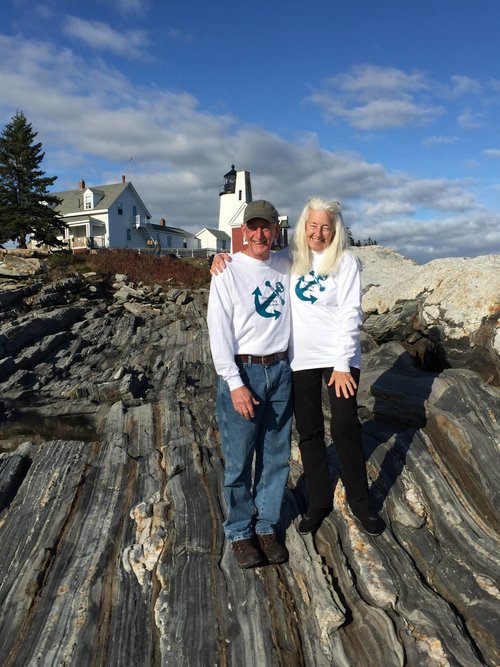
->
[[243, 218, 279, 260]]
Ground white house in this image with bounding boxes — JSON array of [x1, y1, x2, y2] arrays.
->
[[52, 177, 199, 253], [195, 227, 231, 253], [155, 222, 199, 253]]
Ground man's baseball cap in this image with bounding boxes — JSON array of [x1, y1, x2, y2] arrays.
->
[[243, 200, 279, 226]]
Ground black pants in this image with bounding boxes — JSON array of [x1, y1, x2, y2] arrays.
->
[[292, 367, 371, 517]]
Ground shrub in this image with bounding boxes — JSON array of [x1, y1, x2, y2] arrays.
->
[[44, 249, 211, 289]]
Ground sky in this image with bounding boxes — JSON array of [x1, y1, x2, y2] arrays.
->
[[1, 0, 499, 264]]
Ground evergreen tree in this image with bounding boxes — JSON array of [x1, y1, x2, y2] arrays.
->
[[0, 110, 64, 248], [350, 234, 378, 247]]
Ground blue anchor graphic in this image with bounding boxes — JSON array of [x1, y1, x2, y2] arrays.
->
[[253, 281, 285, 319], [295, 271, 327, 303]]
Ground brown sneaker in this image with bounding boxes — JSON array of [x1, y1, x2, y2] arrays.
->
[[257, 533, 289, 565], [232, 538, 265, 569]]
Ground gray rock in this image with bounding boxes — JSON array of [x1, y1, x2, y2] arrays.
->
[[0, 252, 43, 277], [0, 253, 498, 666]]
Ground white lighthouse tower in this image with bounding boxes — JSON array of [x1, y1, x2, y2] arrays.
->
[[218, 165, 252, 252]]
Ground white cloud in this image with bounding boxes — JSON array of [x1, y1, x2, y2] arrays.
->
[[449, 75, 482, 96], [352, 211, 500, 264], [328, 65, 429, 97], [483, 148, 500, 159], [362, 201, 415, 217], [306, 64, 445, 130], [108, 0, 150, 14], [463, 159, 479, 170], [166, 27, 194, 44], [391, 178, 477, 212], [63, 16, 149, 59], [422, 135, 458, 147], [457, 110, 484, 129]]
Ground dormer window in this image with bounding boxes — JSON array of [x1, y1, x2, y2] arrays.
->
[[83, 188, 104, 210]]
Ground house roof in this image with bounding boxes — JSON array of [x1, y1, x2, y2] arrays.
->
[[62, 214, 108, 224], [150, 223, 197, 238], [52, 182, 151, 218], [196, 227, 231, 241]]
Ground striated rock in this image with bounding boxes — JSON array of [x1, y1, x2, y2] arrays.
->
[[0, 306, 86, 359], [0, 284, 39, 309], [0, 251, 498, 666]]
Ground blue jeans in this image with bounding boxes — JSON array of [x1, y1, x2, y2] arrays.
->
[[216, 359, 292, 542]]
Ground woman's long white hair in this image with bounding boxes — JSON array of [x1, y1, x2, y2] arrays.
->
[[291, 197, 350, 276]]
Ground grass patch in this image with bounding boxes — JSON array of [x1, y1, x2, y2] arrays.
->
[[46, 249, 211, 289]]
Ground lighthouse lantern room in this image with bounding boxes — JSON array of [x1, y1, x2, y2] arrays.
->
[[218, 165, 253, 252]]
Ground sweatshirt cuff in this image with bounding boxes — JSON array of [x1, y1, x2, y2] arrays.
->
[[334, 360, 351, 373], [227, 375, 244, 391]]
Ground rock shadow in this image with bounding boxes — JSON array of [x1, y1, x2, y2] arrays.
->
[[277, 340, 446, 533], [359, 345, 440, 515]]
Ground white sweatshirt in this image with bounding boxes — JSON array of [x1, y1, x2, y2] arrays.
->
[[289, 251, 362, 372], [207, 251, 291, 390]]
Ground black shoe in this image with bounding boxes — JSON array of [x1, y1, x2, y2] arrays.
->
[[232, 538, 265, 569], [257, 533, 289, 564], [298, 508, 331, 535], [353, 514, 385, 536]]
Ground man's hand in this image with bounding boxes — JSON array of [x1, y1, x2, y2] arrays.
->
[[210, 253, 231, 275], [327, 370, 357, 399], [231, 386, 260, 419]]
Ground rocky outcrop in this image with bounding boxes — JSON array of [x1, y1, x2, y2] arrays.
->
[[0, 249, 43, 278], [0, 250, 499, 666], [355, 247, 500, 385]]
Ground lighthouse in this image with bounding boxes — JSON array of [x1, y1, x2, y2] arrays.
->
[[218, 165, 252, 252], [217, 164, 289, 253]]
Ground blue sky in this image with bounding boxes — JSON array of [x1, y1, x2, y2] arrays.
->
[[1, 0, 499, 263]]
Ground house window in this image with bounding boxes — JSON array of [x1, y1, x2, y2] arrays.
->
[[167, 236, 172, 248], [183, 238, 187, 249], [126, 229, 131, 241], [221, 240, 226, 250], [238, 190, 242, 201], [84, 194, 92, 210], [118, 202, 123, 215]]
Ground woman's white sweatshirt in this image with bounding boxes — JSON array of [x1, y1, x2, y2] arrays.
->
[[289, 250, 362, 372]]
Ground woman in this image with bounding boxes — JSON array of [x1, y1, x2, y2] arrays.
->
[[290, 197, 383, 535], [211, 197, 384, 536]]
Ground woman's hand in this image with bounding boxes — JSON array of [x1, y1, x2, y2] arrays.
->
[[210, 253, 231, 275], [327, 370, 357, 399]]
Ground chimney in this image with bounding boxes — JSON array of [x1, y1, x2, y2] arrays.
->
[[122, 175, 126, 183], [160, 218, 166, 226], [79, 179, 86, 189]]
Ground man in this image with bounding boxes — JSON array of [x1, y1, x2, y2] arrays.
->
[[207, 200, 292, 568]]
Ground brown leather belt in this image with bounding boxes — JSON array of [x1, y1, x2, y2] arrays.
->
[[234, 352, 287, 365]]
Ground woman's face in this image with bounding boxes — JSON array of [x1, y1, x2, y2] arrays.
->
[[305, 210, 334, 252]]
